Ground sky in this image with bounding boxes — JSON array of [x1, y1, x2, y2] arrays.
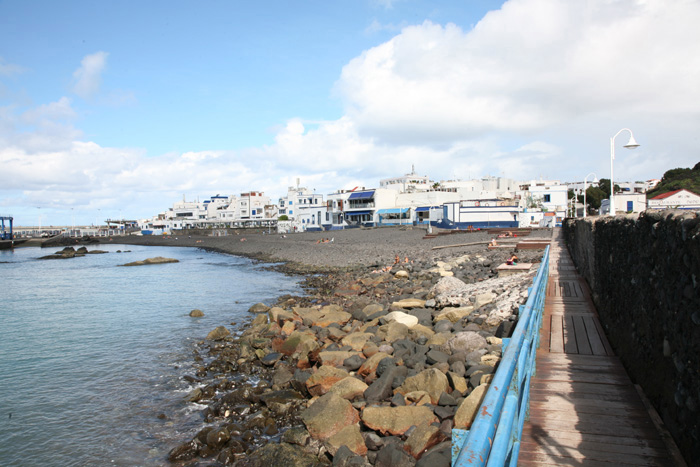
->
[[1, 0, 699, 227]]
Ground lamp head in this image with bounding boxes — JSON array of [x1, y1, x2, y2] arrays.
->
[[624, 134, 640, 149]]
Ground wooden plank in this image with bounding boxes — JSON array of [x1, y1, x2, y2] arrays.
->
[[572, 315, 593, 355], [518, 445, 676, 467], [563, 314, 577, 353], [529, 380, 641, 397], [520, 438, 672, 460], [584, 315, 607, 356], [536, 352, 623, 367], [593, 317, 616, 355], [529, 400, 656, 418], [549, 314, 564, 353], [534, 369, 631, 386], [529, 395, 648, 413], [526, 417, 660, 439], [521, 426, 668, 449]]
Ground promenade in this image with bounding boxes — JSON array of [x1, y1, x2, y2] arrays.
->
[[519, 229, 684, 466]]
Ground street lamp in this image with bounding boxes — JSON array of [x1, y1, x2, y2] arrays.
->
[[583, 172, 597, 218], [610, 128, 640, 216]]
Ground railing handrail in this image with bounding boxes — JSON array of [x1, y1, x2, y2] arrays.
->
[[452, 245, 550, 466]]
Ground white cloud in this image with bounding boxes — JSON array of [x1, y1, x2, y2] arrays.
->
[[71, 51, 109, 98]]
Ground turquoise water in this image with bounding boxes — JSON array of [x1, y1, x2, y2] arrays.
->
[[0, 245, 301, 466]]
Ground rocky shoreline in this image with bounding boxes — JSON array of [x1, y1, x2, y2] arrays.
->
[[43, 227, 550, 466], [131, 227, 548, 467]]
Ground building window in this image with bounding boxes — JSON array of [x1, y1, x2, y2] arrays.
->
[[544, 194, 551, 203]]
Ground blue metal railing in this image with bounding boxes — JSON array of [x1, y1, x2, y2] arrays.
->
[[452, 245, 550, 466]]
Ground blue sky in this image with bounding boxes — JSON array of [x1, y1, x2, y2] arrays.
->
[[1, 0, 699, 226]]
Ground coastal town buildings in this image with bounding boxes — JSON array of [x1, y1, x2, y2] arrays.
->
[[137, 171, 580, 233]]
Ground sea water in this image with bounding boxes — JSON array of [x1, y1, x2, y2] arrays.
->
[[0, 244, 302, 466]]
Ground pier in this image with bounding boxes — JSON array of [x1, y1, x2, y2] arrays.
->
[[452, 228, 685, 466]]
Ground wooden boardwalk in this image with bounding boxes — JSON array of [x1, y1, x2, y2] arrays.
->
[[519, 229, 683, 467]]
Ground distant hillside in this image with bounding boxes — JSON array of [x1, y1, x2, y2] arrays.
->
[[647, 162, 700, 198]]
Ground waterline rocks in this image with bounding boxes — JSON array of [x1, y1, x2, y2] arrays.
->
[[166, 242, 543, 465], [38, 246, 109, 260], [119, 256, 179, 266]]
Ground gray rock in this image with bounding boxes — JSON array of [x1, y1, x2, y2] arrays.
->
[[426, 349, 449, 365], [375, 443, 416, 467], [343, 354, 364, 371], [447, 332, 487, 354]]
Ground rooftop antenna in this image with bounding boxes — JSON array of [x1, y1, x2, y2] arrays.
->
[[296, 177, 300, 189]]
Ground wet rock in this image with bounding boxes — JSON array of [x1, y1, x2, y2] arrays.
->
[[244, 442, 323, 467], [206, 426, 230, 449], [249, 302, 270, 313], [300, 392, 360, 440], [361, 406, 438, 436], [206, 326, 231, 340], [282, 426, 311, 446], [167, 439, 202, 462], [119, 256, 179, 266], [189, 309, 205, 317], [261, 352, 283, 366]]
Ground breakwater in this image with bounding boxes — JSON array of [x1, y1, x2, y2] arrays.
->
[[563, 211, 699, 462]]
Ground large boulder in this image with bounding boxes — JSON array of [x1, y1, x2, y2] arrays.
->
[[306, 365, 349, 397], [395, 368, 449, 405], [361, 406, 438, 436], [327, 376, 369, 401], [447, 331, 487, 355], [383, 311, 419, 328], [273, 331, 319, 357], [404, 422, 445, 459], [300, 392, 359, 440], [206, 326, 230, 340], [454, 384, 490, 429], [249, 302, 270, 313], [325, 423, 367, 456]]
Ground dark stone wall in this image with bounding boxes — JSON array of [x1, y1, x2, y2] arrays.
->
[[563, 211, 700, 462]]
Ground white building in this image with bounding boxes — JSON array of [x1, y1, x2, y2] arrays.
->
[[379, 166, 432, 193], [518, 179, 568, 226], [599, 193, 647, 215], [647, 189, 700, 210]]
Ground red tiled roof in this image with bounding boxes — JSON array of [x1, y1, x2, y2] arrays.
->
[[651, 189, 684, 200]]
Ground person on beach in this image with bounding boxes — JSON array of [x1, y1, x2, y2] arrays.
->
[[506, 254, 518, 265], [490, 238, 498, 247]]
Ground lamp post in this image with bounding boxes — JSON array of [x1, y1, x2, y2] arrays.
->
[[583, 172, 597, 218], [609, 128, 640, 216]]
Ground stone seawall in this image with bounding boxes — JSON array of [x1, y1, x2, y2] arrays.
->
[[563, 211, 700, 462]]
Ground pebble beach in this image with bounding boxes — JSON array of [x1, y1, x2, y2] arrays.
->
[[73, 226, 552, 466]]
